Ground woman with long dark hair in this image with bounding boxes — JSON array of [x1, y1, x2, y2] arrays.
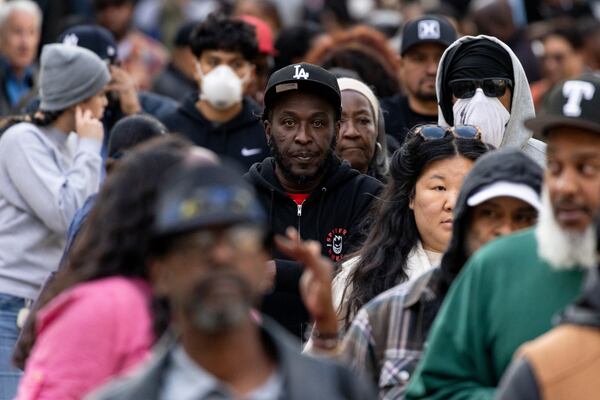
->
[[13, 136, 204, 399], [336, 126, 490, 329], [304, 126, 490, 353]]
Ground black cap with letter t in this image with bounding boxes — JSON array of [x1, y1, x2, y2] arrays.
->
[[525, 74, 600, 136], [263, 62, 342, 120]]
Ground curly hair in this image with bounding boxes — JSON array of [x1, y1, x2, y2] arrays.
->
[[13, 135, 193, 368], [342, 130, 490, 328], [304, 25, 401, 98], [190, 13, 259, 61]]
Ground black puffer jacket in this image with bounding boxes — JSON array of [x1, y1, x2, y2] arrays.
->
[[245, 157, 382, 337]]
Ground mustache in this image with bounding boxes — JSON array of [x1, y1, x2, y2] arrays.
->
[[183, 273, 254, 333]]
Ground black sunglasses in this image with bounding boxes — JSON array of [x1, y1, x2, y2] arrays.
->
[[448, 78, 513, 99], [412, 124, 483, 141]]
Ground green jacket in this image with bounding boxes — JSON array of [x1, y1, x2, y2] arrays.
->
[[405, 228, 584, 399]]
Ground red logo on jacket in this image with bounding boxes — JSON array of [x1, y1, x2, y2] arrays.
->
[[326, 228, 348, 261]]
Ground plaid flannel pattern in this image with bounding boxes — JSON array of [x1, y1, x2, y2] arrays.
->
[[339, 268, 439, 399]]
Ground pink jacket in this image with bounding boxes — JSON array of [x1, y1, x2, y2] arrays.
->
[[16, 277, 154, 400]]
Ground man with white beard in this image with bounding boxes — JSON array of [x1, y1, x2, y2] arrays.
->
[[405, 74, 600, 400]]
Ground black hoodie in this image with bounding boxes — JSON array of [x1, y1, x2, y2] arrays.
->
[[245, 156, 382, 337], [438, 148, 544, 295], [160, 93, 269, 171]]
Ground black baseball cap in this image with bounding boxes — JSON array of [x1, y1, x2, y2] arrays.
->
[[153, 164, 266, 238], [58, 25, 118, 63], [400, 15, 457, 56], [263, 62, 341, 119], [525, 74, 600, 136]]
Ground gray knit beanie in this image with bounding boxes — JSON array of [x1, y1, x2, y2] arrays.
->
[[39, 43, 111, 111]]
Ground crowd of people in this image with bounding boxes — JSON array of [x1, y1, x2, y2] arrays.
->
[[0, 0, 599, 399]]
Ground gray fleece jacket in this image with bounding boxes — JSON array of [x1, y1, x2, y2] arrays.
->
[[0, 122, 102, 299], [436, 35, 546, 166]]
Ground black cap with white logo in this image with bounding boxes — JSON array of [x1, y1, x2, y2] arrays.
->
[[400, 15, 457, 56], [263, 62, 341, 120], [525, 74, 600, 136], [58, 25, 118, 63]]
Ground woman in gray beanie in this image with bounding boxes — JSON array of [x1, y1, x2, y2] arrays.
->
[[0, 43, 109, 398]]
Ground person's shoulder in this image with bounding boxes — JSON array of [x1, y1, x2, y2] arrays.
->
[[45, 277, 150, 316], [1, 121, 42, 144]]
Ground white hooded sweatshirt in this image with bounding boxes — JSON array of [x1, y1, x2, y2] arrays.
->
[[436, 35, 546, 166]]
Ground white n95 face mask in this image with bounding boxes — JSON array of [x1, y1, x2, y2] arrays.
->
[[198, 64, 246, 110], [452, 88, 511, 148]]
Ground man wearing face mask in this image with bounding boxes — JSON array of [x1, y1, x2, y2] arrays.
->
[[436, 35, 546, 166], [160, 14, 268, 171]]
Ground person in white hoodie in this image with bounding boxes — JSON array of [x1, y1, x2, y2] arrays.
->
[[0, 43, 109, 399], [435, 35, 546, 166]]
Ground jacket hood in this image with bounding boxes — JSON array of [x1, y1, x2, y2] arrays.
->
[[179, 92, 263, 131], [436, 35, 546, 165], [246, 155, 361, 194], [438, 148, 544, 294]]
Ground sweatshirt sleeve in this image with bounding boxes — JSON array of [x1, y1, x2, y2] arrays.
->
[[405, 255, 496, 400], [4, 129, 102, 234]]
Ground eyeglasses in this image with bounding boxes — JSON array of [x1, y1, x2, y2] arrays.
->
[[448, 78, 513, 99], [412, 124, 483, 141]]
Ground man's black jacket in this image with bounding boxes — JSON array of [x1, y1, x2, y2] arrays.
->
[[245, 157, 382, 337]]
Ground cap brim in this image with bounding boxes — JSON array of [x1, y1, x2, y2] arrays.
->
[[525, 115, 600, 137], [467, 182, 541, 211], [402, 39, 450, 55]]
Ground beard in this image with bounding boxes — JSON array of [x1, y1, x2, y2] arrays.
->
[[183, 273, 254, 335], [536, 188, 597, 270], [269, 135, 336, 187]]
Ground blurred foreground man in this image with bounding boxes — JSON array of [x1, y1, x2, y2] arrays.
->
[[406, 74, 600, 399], [89, 163, 375, 400]]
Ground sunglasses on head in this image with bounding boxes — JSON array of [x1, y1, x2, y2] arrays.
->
[[449, 78, 513, 99], [412, 124, 483, 141]]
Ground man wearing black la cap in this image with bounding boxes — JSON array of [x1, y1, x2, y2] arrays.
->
[[406, 74, 600, 399], [380, 15, 456, 145], [88, 162, 376, 400], [245, 62, 382, 338]]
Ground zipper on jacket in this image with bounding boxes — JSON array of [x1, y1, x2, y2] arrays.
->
[[296, 201, 305, 237]]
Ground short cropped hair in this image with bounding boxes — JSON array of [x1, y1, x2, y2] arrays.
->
[[189, 13, 259, 62]]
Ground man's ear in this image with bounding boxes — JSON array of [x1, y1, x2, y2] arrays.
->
[[193, 61, 203, 85], [264, 119, 272, 143], [335, 119, 342, 142]]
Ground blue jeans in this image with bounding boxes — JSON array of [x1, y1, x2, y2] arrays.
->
[[0, 293, 24, 400]]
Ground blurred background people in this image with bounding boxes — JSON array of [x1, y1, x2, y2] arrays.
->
[[94, 0, 167, 90], [151, 20, 198, 102], [0, 0, 41, 116], [381, 15, 457, 145]]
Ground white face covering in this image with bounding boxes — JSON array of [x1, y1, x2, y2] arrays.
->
[[197, 64, 246, 110], [452, 88, 511, 148]]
